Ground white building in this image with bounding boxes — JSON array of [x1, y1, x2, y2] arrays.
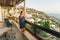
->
[[25, 13, 32, 18], [50, 24, 55, 28], [50, 24, 60, 32], [43, 20, 45, 22], [35, 18, 41, 22], [26, 18, 34, 23], [49, 20, 52, 23]]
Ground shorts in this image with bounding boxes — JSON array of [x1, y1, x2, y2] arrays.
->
[[20, 22, 25, 29]]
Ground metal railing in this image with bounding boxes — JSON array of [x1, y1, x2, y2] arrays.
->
[[25, 20, 60, 40]]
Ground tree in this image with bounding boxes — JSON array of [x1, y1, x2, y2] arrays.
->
[[40, 19, 45, 26], [44, 20, 50, 29]]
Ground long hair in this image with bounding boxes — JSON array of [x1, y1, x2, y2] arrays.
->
[[20, 11, 23, 15], [19, 11, 23, 18]]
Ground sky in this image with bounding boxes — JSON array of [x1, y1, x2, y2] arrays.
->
[[18, 0, 60, 14]]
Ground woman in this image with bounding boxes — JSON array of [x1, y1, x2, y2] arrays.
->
[[19, 11, 26, 33]]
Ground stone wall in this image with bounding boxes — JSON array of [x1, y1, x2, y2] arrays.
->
[[0, 22, 5, 29]]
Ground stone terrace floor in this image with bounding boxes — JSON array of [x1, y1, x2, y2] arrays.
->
[[0, 22, 28, 40]]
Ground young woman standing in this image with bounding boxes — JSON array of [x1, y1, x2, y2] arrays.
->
[[19, 11, 26, 33]]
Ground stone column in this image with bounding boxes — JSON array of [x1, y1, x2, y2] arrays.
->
[[24, 0, 26, 15], [2, 8, 4, 19], [3, 9, 5, 19], [0, 6, 4, 28], [5, 8, 8, 18], [0, 6, 2, 21], [11, 7, 14, 16]]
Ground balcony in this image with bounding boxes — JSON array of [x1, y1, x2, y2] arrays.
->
[[0, 0, 60, 40]]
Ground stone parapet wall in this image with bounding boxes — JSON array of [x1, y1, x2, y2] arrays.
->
[[0, 21, 5, 29]]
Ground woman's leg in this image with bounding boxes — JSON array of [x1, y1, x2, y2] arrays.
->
[[20, 28, 25, 33]]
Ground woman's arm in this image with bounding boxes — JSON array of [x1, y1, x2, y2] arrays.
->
[[19, 16, 20, 26]]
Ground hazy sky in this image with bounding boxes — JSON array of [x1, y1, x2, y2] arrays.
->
[[18, 0, 60, 14]]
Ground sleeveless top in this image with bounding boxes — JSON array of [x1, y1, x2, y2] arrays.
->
[[19, 16, 25, 28]]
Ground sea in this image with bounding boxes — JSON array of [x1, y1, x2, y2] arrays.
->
[[48, 14, 60, 18]]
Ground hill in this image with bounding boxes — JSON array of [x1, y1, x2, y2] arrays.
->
[[18, 6, 60, 31]]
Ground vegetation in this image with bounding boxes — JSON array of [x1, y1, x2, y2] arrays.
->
[[14, 6, 60, 40], [44, 21, 50, 29]]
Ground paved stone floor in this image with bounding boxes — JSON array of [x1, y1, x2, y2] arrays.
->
[[0, 23, 28, 40]]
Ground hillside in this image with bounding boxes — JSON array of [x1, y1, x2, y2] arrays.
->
[[26, 8, 60, 23], [18, 6, 60, 31]]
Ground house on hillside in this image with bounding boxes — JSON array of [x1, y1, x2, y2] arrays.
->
[[50, 24, 60, 32], [26, 18, 34, 23], [25, 12, 32, 18]]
